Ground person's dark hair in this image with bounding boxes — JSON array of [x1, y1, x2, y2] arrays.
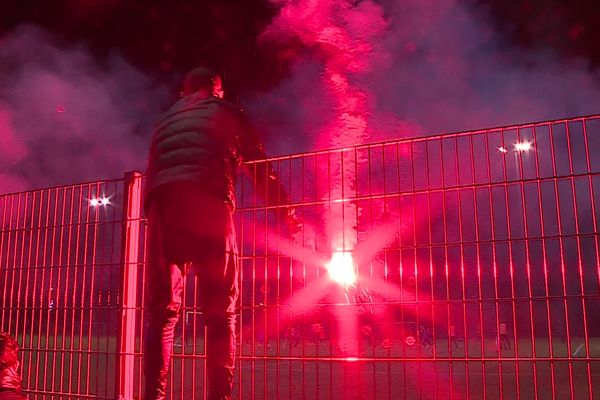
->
[[183, 67, 221, 95], [0, 332, 19, 371]]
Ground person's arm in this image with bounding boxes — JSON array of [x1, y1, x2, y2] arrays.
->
[[237, 111, 301, 234]]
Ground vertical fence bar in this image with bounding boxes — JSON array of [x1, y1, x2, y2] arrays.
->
[[532, 124, 559, 399], [582, 120, 600, 291], [116, 171, 143, 400], [565, 121, 593, 399], [549, 122, 576, 399]]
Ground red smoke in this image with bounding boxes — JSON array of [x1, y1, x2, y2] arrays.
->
[[262, 0, 396, 254], [263, 0, 390, 149], [0, 25, 166, 194]]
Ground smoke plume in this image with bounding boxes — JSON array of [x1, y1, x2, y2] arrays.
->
[[0, 25, 167, 193], [247, 0, 600, 154]]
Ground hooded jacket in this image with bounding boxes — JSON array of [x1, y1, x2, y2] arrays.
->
[[144, 93, 271, 210]]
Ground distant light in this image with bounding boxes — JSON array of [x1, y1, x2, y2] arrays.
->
[[90, 196, 111, 207], [345, 357, 359, 362], [498, 146, 508, 153], [325, 251, 357, 286], [514, 141, 532, 152], [405, 336, 416, 346]]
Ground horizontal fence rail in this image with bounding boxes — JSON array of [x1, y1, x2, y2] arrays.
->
[[1, 115, 600, 399]]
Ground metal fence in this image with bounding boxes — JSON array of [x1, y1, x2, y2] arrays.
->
[[1, 115, 600, 399]]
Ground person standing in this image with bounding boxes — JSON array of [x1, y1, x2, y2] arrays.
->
[[143, 67, 298, 400]]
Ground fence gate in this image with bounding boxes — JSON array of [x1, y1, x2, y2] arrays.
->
[[1, 115, 600, 399]]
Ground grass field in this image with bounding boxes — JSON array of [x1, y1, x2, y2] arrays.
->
[[233, 338, 600, 400], [18, 335, 600, 399]]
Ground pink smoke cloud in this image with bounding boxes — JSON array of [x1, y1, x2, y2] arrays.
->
[[0, 25, 167, 193], [257, 1, 414, 253], [258, 0, 408, 150], [247, 0, 600, 153], [0, 107, 28, 162]]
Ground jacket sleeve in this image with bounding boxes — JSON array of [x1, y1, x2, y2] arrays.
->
[[237, 111, 300, 232], [238, 111, 289, 205]]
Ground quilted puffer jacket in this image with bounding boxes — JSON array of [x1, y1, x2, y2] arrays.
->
[[144, 93, 277, 211]]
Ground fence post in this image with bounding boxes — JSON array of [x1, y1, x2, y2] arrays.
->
[[116, 171, 143, 400]]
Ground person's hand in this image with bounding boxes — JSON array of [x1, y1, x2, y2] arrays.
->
[[285, 207, 303, 236]]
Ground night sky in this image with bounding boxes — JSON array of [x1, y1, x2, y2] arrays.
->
[[2, 0, 284, 96], [1, 0, 599, 192], [2, 0, 599, 93]]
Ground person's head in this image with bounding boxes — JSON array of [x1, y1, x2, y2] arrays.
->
[[182, 67, 224, 99]]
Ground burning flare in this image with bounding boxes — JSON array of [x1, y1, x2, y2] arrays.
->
[[325, 251, 357, 286]]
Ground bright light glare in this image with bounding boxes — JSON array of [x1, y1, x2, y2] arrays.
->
[[90, 197, 110, 207], [514, 141, 532, 152], [325, 251, 357, 286], [498, 146, 508, 153]]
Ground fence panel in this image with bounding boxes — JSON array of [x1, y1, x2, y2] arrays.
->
[[1, 179, 126, 399], [1, 115, 599, 399]]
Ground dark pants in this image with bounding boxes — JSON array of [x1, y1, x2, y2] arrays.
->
[[144, 185, 239, 400]]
